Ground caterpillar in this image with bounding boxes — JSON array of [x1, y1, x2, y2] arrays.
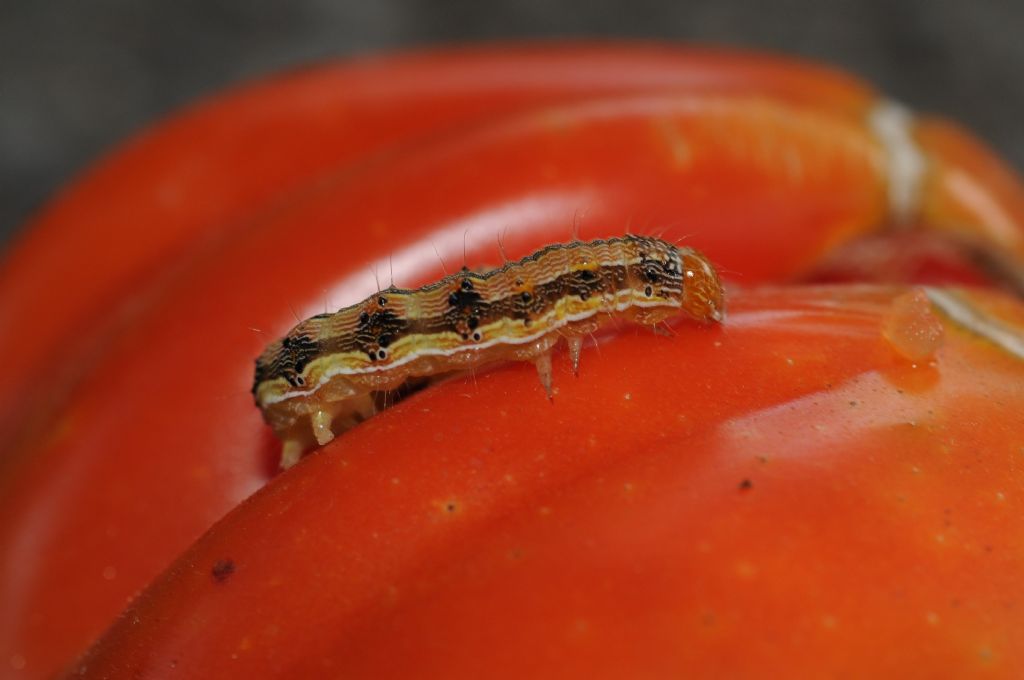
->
[[253, 235, 724, 468]]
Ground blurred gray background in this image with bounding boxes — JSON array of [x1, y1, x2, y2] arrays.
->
[[2, 0, 1022, 247]]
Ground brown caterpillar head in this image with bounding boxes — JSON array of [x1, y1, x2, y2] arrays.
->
[[679, 249, 725, 323]]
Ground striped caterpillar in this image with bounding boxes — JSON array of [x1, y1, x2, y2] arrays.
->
[[253, 235, 724, 468]]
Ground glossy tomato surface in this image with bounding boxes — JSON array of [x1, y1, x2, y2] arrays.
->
[[1, 44, 1023, 679]]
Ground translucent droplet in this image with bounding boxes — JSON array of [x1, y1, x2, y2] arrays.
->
[[882, 288, 945, 361]]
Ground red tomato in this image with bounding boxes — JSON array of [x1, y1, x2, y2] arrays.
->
[[70, 286, 1024, 677], [1, 44, 1023, 679]]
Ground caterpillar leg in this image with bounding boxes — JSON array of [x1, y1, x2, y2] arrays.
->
[[652, 322, 675, 338], [280, 439, 305, 470], [566, 336, 583, 376], [311, 409, 336, 446], [534, 351, 554, 401]]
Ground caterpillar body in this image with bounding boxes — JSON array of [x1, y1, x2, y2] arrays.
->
[[253, 235, 724, 468]]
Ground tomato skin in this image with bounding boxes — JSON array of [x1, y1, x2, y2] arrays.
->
[[1, 45, 1023, 679], [1, 92, 892, 677], [70, 286, 1024, 678]]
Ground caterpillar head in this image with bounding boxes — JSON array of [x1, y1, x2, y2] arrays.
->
[[679, 249, 725, 323]]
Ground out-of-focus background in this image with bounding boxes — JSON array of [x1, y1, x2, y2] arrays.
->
[[2, 0, 1022, 247]]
